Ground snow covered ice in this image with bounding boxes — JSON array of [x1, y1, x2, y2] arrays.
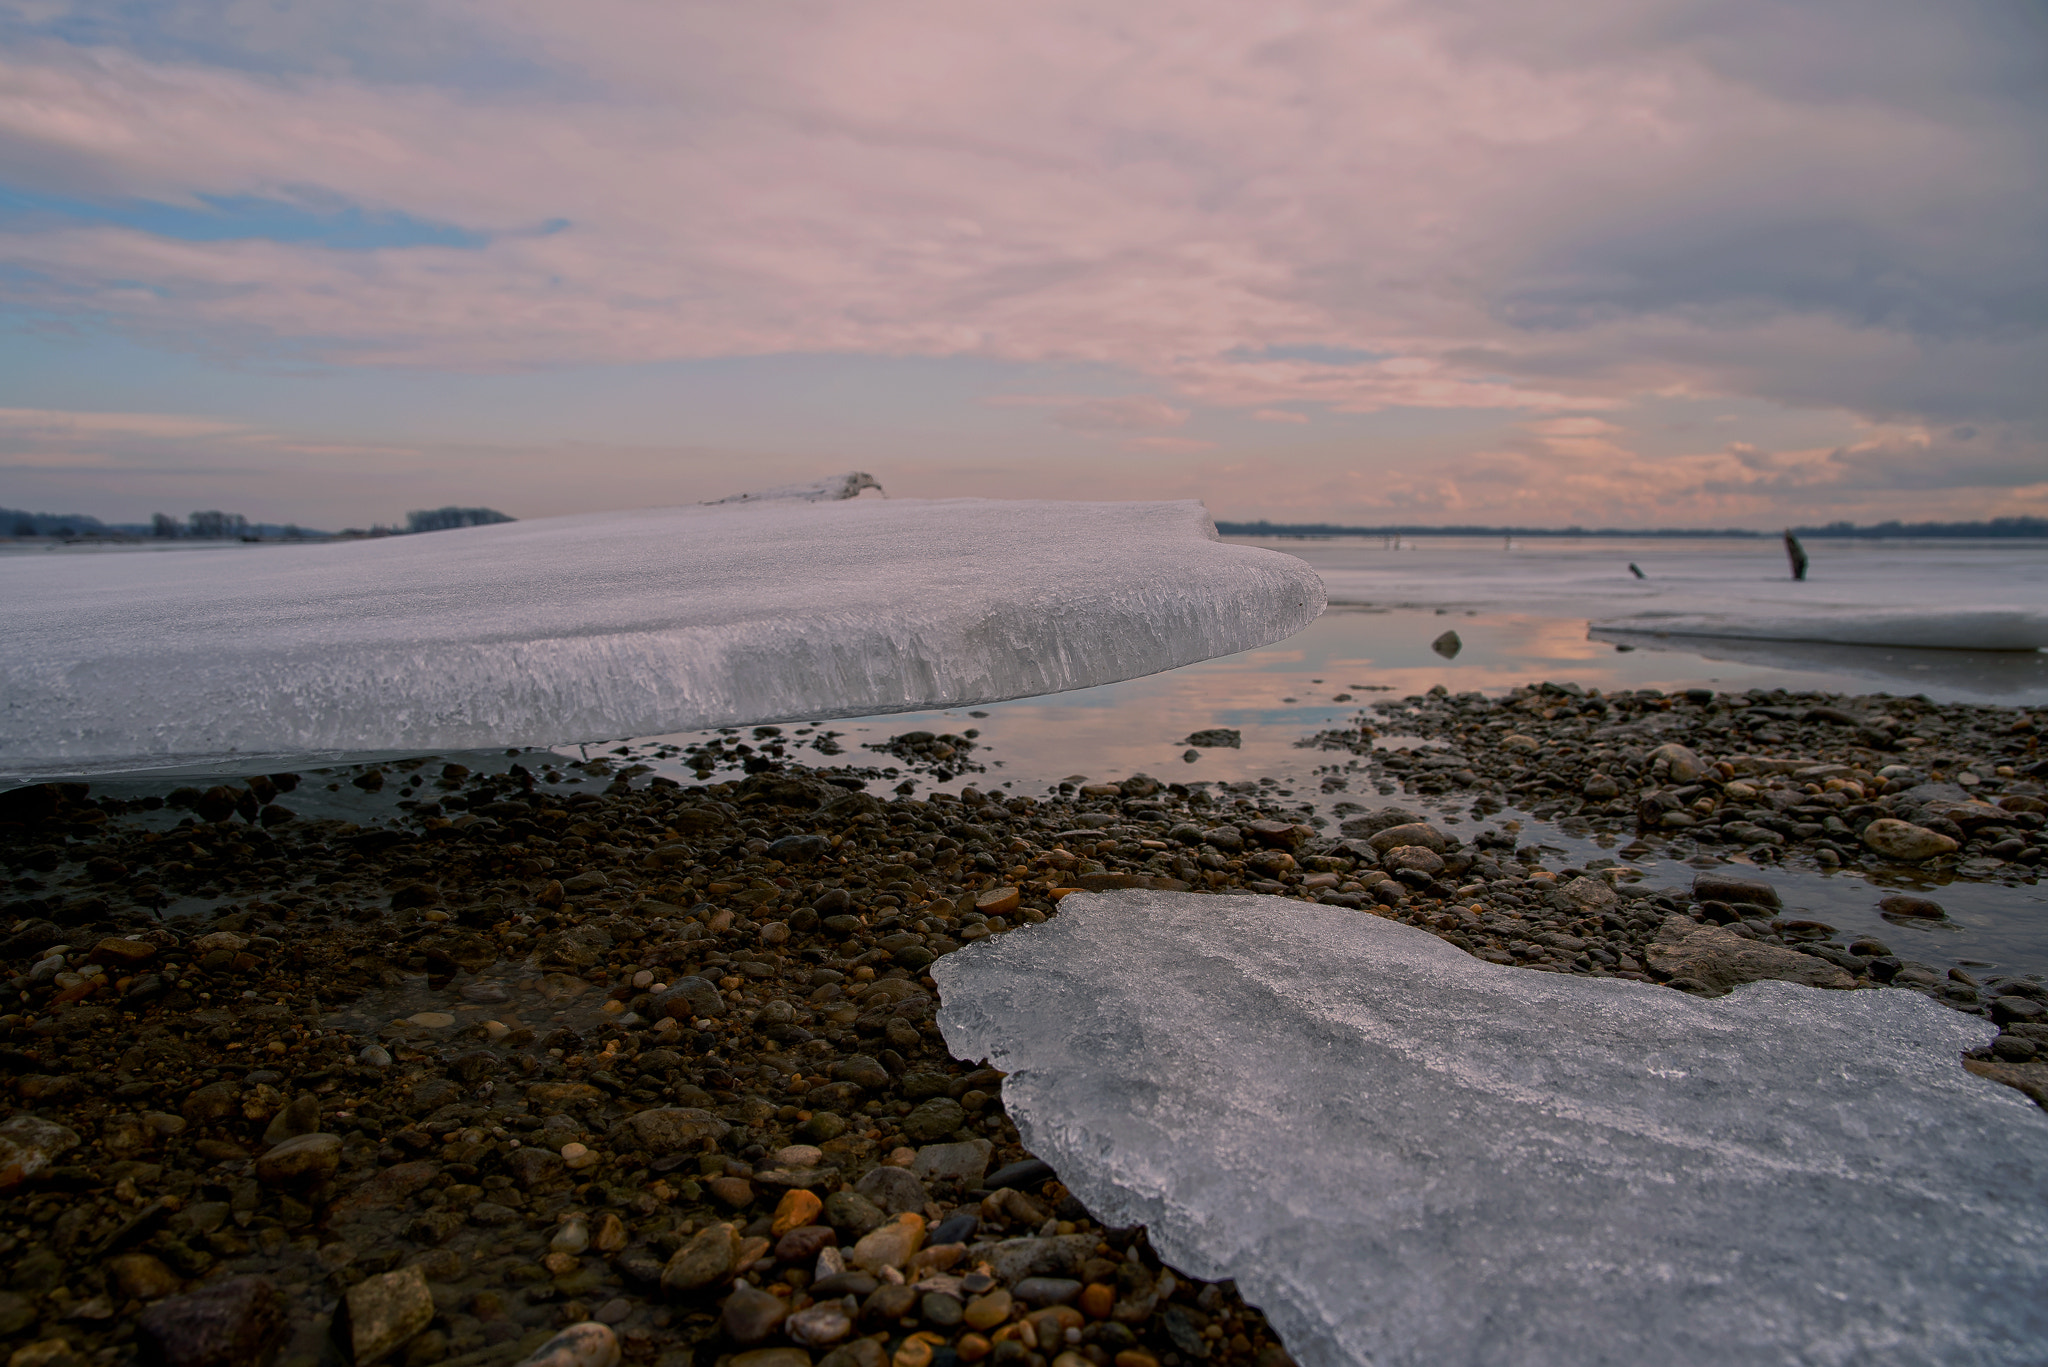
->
[[936, 890, 2048, 1367], [1240, 536, 2048, 650], [0, 498, 1323, 779]]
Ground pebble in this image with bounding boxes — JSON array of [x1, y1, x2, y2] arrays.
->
[[851, 1213, 926, 1272], [134, 1276, 289, 1367], [1862, 819, 1959, 861], [787, 1300, 856, 1347], [662, 1224, 739, 1293], [722, 1281, 790, 1344], [963, 1289, 1013, 1330], [0, 1116, 80, 1191], [338, 1267, 434, 1366], [253, 1132, 341, 1187], [773, 1188, 825, 1235], [514, 1323, 621, 1367], [108, 1252, 184, 1301]]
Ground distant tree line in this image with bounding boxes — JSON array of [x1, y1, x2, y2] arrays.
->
[[1215, 517, 2048, 539], [404, 506, 515, 533], [5, 505, 514, 540]]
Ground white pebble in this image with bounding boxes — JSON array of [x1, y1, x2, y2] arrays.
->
[[632, 970, 654, 989], [358, 1044, 392, 1067]]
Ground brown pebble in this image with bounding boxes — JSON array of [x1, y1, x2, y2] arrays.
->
[[773, 1188, 824, 1236], [963, 1289, 1012, 1331]]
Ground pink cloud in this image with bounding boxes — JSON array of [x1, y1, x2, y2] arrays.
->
[[0, 0, 2035, 466]]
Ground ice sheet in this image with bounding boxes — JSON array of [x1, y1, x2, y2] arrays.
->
[[1233, 536, 2048, 649], [0, 499, 1322, 779], [936, 891, 2048, 1367]]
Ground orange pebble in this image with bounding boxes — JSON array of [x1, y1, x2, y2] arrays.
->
[[1080, 1283, 1115, 1320], [956, 1336, 992, 1364], [1115, 1354, 1161, 1367], [771, 1188, 823, 1236]]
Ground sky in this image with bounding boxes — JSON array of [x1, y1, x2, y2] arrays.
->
[[0, 0, 2043, 529]]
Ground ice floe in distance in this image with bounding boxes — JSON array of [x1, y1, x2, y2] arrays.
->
[[1590, 608, 2048, 651], [1, 498, 1322, 779], [936, 890, 2048, 1367]]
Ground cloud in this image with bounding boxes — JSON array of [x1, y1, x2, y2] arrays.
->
[[1051, 396, 1188, 434], [0, 0, 2038, 507]]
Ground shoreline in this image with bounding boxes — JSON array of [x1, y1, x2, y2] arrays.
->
[[3, 680, 2044, 1367]]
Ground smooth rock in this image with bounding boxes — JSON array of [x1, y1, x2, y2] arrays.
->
[[1012, 1278, 1083, 1307], [823, 1190, 886, 1238], [1691, 871, 1781, 910], [513, 1323, 620, 1367], [614, 1107, 731, 1154], [1365, 823, 1446, 855], [971, 1236, 1097, 1285], [662, 1223, 739, 1293], [722, 1282, 789, 1344], [911, 1138, 993, 1186], [772, 1189, 825, 1235], [652, 976, 728, 1020], [255, 1132, 342, 1187], [0, 1116, 80, 1190], [260, 1093, 322, 1145], [335, 1267, 434, 1365], [832, 1055, 891, 1089], [902, 1098, 968, 1143], [109, 1253, 184, 1301], [1647, 920, 1855, 994], [778, 1226, 839, 1264], [854, 1165, 927, 1216], [850, 1213, 925, 1272], [135, 1275, 290, 1367], [1559, 876, 1618, 912], [1862, 819, 1959, 861], [1647, 743, 1709, 782], [786, 1301, 855, 1348], [1878, 895, 1947, 920], [1379, 846, 1445, 877]]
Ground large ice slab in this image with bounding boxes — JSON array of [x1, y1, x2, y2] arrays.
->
[[0, 499, 1322, 779], [1232, 536, 2048, 649], [936, 891, 2048, 1367]]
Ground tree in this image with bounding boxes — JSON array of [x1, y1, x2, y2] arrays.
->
[[151, 513, 181, 538], [188, 511, 249, 539], [405, 506, 515, 533]]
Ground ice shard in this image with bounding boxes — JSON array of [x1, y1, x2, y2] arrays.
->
[[1, 498, 1322, 779], [936, 890, 2048, 1367]]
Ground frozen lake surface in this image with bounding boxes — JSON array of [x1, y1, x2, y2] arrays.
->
[[0, 499, 1319, 779]]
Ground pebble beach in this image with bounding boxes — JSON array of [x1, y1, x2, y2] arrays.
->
[[2, 681, 2044, 1367]]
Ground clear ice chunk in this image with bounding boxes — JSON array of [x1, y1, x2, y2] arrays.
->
[[1, 498, 1322, 778], [936, 891, 2048, 1367]]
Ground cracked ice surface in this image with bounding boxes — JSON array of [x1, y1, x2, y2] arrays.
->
[[1, 498, 1322, 778], [935, 891, 2048, 1367]]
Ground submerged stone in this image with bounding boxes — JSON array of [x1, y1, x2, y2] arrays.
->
[[936, 890, 2048, 1367]]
